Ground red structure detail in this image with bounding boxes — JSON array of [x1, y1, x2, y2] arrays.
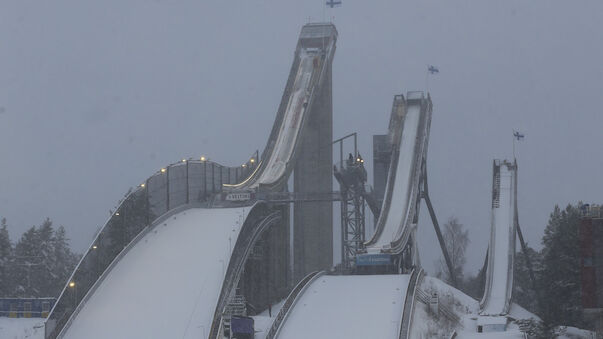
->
[[580, 218, 597, 308]]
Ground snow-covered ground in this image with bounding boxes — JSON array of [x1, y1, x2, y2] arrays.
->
[[410, 276, 538, 339], [0, 318, 44, 339], [251, 299, 285, 339], [61, 207, 249, 339], [367, 103, 421, 251], [481, 163, 515, 316], [276, 274, 410, 339]]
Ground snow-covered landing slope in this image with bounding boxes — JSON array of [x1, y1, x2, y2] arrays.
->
[[481, 161, 516, 316], [62, 207, 248, 339], [0, 318, 44, 339], [276, 275, 410, 339], [410, 276, 536, 339]]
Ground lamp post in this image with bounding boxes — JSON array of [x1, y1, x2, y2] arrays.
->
[[69, 281, 77, 310]]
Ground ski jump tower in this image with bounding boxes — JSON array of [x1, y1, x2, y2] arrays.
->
[[292, 24, 336, 282]]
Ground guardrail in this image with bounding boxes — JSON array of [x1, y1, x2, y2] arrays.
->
[[208, 206, 282, 339], [265, 271, 325, 339], [416, 287, 460, 324], [44, 156, 257, 339], [399, 268, 423, 339]]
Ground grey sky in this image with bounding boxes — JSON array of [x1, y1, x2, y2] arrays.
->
[[1, 0, 602, 275]]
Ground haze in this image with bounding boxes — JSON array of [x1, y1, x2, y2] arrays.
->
[[1, 0, 602, 274]]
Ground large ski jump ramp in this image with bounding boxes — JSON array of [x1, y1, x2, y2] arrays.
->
[[226, 25, 336, 192], [62, 208, 248, 339], [275, 275, 410, 339], [480, 160, 517, 316], [248, 50, 319, 188]]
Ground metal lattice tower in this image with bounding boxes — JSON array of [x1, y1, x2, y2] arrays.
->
[[335, 154, 368, 269]]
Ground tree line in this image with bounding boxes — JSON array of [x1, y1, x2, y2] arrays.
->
[[437, 203, 590, 337], [0, 217, 79, 298]]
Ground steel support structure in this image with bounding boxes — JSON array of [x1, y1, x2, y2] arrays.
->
[[339, 181, 366, 269]]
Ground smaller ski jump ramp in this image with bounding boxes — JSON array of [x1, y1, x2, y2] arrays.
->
[[480, 160, 517, 316]]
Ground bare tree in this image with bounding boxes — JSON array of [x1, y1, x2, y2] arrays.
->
[[436, 217, 470, 284]]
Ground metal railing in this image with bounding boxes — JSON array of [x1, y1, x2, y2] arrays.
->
[[44, 156, 258, 339], [399, 268, 423, 339], [265, 271, 325, 339], [208, 206, 282, 339], [416, 288, 460, 324]]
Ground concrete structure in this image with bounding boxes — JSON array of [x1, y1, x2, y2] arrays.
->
[[293, 24, 337, 282]]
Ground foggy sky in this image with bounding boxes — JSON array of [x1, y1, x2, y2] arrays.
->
[[1, 0, 602, 275]]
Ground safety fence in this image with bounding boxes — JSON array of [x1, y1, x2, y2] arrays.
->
[[416, 287, 460, 324], [44, 155, 258, 339], [208, 206, 282, 339]]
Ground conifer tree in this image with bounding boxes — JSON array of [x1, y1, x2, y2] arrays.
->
[[10, 219, 80, 297], [52, 225, 79, 296], [539, 204, 584, 328], [0, 217, 13, 296], [514, 245, 542, 314], [13, 226, 41, 296]]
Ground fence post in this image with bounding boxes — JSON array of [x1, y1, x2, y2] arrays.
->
[[186, 160, 190, 204], [145, 179, 150, 226], [166, 166, 170, 211], [219, 165, 223, 191], [204, 161, 207, 200], [211, 162, 215, 193]]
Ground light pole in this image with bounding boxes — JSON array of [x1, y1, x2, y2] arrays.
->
[[69, 281, 77, 310]]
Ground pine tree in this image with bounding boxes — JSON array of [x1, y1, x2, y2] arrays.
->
[[514, 245, 542, 314], [539, 204, 584, 328], [35, 218, 56, 297], [52, 225, 79, 296], [0, 217, 13, 296], [12, 226, 41, 296], [10, 219, 80, 298]]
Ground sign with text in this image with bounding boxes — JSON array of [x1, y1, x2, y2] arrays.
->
[[356, 253, 392, 266], [225, 192, 251, 201]]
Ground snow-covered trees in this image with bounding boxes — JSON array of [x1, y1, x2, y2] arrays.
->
[[0, 217, 79, 298], [0, 218, 13, 296], [513, 245, 542, 314], [539, 204, 584, 329], [511, 204, 587, 334]]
